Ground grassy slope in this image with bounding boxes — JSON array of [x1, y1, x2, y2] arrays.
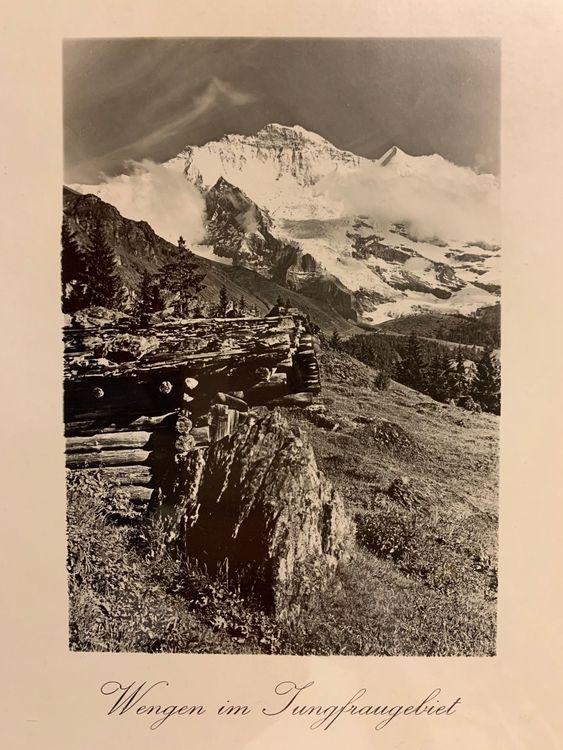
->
[[374, 305, 501, 348], [199, 261, 361, 336], [276, 350, 498, 655], [311, 351, 498, 516]]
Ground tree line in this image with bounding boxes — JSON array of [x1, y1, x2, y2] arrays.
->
[[330, 329, 500, 414], [61, 222, 260, 322]]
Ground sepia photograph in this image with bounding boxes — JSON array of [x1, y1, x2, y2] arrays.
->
[[62, 37, 500, 656]]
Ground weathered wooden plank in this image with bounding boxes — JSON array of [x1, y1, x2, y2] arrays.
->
[[64, 412, 177, 436], [215, 392, 249, 412], [207, 404, 241, 442], [65, 347, 294, 380], [66, 431, 152, 453], [65, 449, 151, 468], [77, 466, 153, 486], [267, 392, 314, 407]]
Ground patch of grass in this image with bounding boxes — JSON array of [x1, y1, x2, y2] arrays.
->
[[356, 500, 497, 599], [280, 553, 496, 656]]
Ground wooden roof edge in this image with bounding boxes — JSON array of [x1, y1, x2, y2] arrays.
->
[[62, 314, 304, 336]]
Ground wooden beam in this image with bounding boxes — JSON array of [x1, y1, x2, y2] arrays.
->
[[267, 392, 315, 407], [73, 466, 153, 486], [65, 448, 151, 468], [64, 412, 177, 437], [215, 392, 249, 412], [66, 431, 152, 453]]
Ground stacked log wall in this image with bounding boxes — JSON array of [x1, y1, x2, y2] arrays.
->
[[64, 316, 322, 514]]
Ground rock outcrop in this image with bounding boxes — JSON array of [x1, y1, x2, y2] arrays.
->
[[168, 410, 354, 621], [204, 176, 301, 281]]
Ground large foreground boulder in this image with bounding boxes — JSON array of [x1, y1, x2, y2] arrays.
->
[[169, 410, 354, 621]]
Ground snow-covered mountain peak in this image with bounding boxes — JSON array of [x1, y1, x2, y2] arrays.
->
[[378, 145, 498, 189], [166, 123, 365, 219], [379, 145, 411, 166]]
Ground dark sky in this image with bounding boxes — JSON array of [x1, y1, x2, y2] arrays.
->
[[64, 38, 500, 183]]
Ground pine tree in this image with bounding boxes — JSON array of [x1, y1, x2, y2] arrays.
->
[[472, 347, 501, 414], [373, 349, 395, 391], [159, 236, 205, 318], [191, 302, 207, 318], [303, 314, 320, 335], [330, 329, 342, 350], [61, 220, 89, 312], [134, 269, 165, 325], [397, 332, 427, 392], [87, 223, 125, 310], [216, 284, 230, 317], [238, 295, 247, 316], [427, 351, 451, 402], [449, 346, 469, 402]]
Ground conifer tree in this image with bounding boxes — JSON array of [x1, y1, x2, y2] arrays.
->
[[330, 329, 342, 350], [134, 269, 165, 325], [159, 236, 205, 318], [450, 346, 469, 401], [397, 332, 427, 392], [427, 350, 451, 402], [373, 349, 395, 391], [216, 284, 230, 317], [238, 295, 247, 316], [61, 220, 89, 312], [472, 347, 501, 414], [87, 223, 126, 310]]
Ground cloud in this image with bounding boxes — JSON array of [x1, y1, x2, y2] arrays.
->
[[319, 157, 500, 244], [74, 160, 206, 245], [67, 78, 258, 183], [110, 78, 257, 159]]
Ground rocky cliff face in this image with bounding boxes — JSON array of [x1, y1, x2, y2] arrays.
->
[[168, 411, 355, 621], [63, 188, 176, 286], [204, 176, 300, 283]]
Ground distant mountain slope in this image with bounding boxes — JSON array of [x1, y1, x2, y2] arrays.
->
[[62, 187, 360, 336], [376, 305, 501, 347]]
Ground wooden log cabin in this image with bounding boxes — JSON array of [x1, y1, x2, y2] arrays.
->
[[64, 315, 321, 513]]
